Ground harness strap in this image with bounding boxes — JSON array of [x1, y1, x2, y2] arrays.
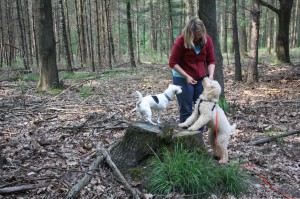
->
[[197, 99, 216, 115]]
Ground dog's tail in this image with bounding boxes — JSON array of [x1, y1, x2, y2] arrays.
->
[[231, 123, 237, 134], [136, 91, 143, 107]]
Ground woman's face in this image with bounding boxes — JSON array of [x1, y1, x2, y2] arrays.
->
[[193, 31, 202, 43]]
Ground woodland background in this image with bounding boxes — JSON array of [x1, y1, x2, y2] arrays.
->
[[0, 0, 299, 80], [0, 0, 299, 199]]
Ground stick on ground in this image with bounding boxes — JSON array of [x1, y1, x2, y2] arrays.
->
[[249, 130, 300, 145], [65, 141, 119, 199], [99, 142, 141, 199], [0, 183, 51, 194]]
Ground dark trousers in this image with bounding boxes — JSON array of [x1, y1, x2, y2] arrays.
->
[[173, 76, 203, 124]]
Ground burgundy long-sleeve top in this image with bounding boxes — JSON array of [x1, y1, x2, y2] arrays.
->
[[169, 34, 216, 81]]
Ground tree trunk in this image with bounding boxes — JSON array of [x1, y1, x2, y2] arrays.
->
[[260, 0, 293, 63], [95, 0, 102, 66], [247, 0, 260, 84], [7, 0, 15, 68], [232, 0, 242, 81], [179, 0, 184, 32], [149, 0, 156, 51], [198, 0, 225, 98], [186, 0, 196, 23], [167, 0, 174, 46], [135, 0, 141, 64], [101, 1, 107, 66], [105, 0, 112, 69], [59, 0, 72, 72], [126, 0, 136, 68], [239, 0, 248, 56], [277, 0, 292, 63], [35, 0, 59, 91], [75, 0, 83, 68], [25, 0, 33, 66], [267, 0, 275, 54], [54, 3, 61, 62], [297, 0, 300, 46], [157, 0, 163, 59], [0, 1, 4, 68], [142, 0, 146, 51], [222, 0, 228, 54], [32, 1, 39, 67], [88, 0, 95, 72], [65, 0, 74, 63], [79, 0, 87, 63], [16, 0, 29, 70], [110, 122, 204, 168]]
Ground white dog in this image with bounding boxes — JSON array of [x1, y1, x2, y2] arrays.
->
[[178, 77, 236, 164], [136, 84, 182, 125]]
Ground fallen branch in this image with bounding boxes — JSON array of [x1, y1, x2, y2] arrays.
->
[[0, 183, 50, 194], [249, 130, 300, 145], [65, 141, 119, 199], [99, 142, 140, 199]]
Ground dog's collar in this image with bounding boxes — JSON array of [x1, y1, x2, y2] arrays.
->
[[199, 97, 218, 103], [164, 93, 171, 101], [200, 99, 216, 103]]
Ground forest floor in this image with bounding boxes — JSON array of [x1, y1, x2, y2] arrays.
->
[[0, 62, 299, 199]]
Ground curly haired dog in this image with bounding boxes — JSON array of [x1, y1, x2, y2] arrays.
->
[[136, 84, 182, 125], [178, 77, 236, 164]]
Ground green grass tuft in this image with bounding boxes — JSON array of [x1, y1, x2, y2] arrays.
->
[[80, 86, 92, 98], [59, 72, 95, 80], [21, 73, 39, 82], [218, 98, 230, 113], [147, 143, 248, 197], [51, 88, 62, 94]]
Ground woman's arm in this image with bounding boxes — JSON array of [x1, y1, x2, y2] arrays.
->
[[173, 64, 197, 84], [207, 64, 215, 80]]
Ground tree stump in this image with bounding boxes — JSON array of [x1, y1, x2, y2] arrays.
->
[[110, 121, 205, 169]]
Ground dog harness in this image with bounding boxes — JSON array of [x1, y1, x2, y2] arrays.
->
[[197, 99, 216, 115]]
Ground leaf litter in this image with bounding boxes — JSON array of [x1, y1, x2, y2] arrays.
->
[[0, 63, 299, 198]]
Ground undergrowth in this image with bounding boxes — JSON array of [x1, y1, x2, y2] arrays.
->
[[218, 98, 230, 113], [147, 143, 248, 198]]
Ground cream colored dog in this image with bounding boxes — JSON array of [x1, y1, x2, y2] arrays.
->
[[178, 77, 236, 164]]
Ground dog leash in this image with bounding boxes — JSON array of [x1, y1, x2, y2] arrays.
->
[[215, 118, 295, 199], [214, 111, 222, 160], [241, 164, 296, 199]]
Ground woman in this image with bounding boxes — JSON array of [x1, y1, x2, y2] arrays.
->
[[169, 17, 216, 124]]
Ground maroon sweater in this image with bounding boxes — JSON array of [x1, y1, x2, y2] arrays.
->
[[169, 34, 216, 80]]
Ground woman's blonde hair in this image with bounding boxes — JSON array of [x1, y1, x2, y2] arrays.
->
[[182, 17, 207, 49]]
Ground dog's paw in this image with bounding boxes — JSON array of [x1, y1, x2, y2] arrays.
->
[[188, 127, 198, 131], [218, 159, 228, 165], [178, 123, 187, 128]]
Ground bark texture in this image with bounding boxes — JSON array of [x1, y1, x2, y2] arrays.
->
[[35, 0, 59, 91], [110, 122, 204, 168]]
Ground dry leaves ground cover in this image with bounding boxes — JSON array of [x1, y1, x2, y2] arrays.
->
[[0, 63, 299, 199]]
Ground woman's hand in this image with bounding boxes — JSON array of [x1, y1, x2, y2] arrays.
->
[[186, 76, 197, 84]]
